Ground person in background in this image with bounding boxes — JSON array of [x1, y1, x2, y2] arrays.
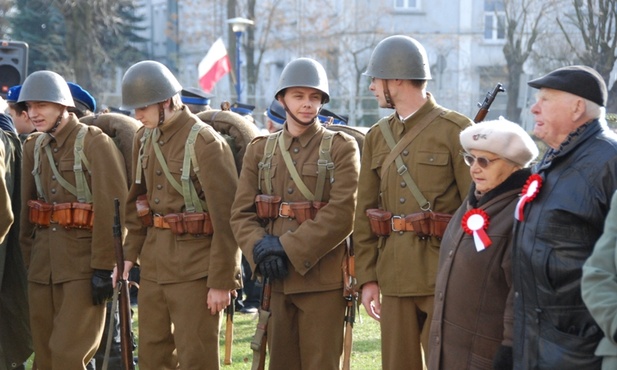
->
[[181, 87, 213, 114], [263, 99, 285, 134], [230, 57, 360, 369], [512, 65, 617, 369], [427, 119, 539, 370], [116, 60, 241, 370], [354, 35, 473, 370], [5, 85, 36, 141], [19, 70, 128, 369]]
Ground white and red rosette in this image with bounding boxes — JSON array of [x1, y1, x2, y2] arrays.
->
[[462, 209, 492, 252], [515, 174, 543, 222]]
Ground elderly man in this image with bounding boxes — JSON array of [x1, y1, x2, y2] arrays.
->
[[512, 65, 617, 369]]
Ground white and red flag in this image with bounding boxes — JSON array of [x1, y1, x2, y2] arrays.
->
[[198, 38, 231, 93]]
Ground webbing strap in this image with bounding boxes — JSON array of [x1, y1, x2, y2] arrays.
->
[[314, 132, 334, 202], [183, 123, 206, 212], [33, 134, 47, 201], [151, 128, 183, 195], [135, 128, 152, 185], [278, 133, 314, 200], [258, 133, 279, 195]]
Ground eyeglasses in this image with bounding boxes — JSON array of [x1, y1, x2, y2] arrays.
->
[[463, 153, 502, 168]]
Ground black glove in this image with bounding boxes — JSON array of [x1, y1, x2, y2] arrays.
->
[[91, 269, 114, 305], [493, 345, 513, 370], [253, 235, 286, 265], [257, 255, 289, 280]]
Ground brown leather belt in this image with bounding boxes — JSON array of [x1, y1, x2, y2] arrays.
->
[[278, 202, 295, 218], [153, 214, 170, 229], [391, 216, 415, 232]]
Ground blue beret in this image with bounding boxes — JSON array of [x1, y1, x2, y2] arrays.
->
[[67, 82, 96, 112], [528, 65, 607, 107], [231, 102, 255, 116], [181, 87, 212, 106], [265, 100, 285, 125], [6, 85, 21, 103]]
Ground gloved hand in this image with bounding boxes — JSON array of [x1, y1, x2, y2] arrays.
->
[[91, 269, 114, 305], [257, 255, 289, 280], [492, 345, 513, 370], [253, 235, 286, 265]]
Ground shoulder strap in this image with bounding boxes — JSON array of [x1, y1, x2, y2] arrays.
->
[[315, 131, 335, 202], [185, 123, 207, 212], [32, 134, 47, 201], [258, 132, 280, 195], [135, 128, 152, 185], [379, 107, 445, 210]]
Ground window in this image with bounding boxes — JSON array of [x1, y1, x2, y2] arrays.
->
[[484, 0, 506, 41], [394, 0, 419, 11]]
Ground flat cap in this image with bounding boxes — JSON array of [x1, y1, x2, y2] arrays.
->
[[460, 119, 539, 167], [528, 65, 607, 106], [231, 102, 255, 116], [6, 85, 21, 103]]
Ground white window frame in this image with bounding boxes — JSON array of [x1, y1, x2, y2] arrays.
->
[[394, 0, 420, 11], [484, 11, 506, 41]]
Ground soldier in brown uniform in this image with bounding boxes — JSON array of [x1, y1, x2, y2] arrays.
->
[[230, 58, 360, 369], [114, 60, 241, 370], [18, 71, 128, 370], [354, 35, 473, 370]]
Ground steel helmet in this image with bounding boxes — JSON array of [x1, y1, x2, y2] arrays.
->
[[18, 71, 75, 107], [121, 60, 182, 109], [364, 35, 432, 80], [275, 58, 330, 103]]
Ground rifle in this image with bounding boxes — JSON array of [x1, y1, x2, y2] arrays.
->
[[250, 277, 272, 370], [223, 302, 234, 365], [342, 237, 358, 370], [112, 198, 135, 370], [474, 83, 505, 123]]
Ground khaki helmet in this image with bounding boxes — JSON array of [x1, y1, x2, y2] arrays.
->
[[275, 58, 330, 103], [121, 60, 182, 109], [364, 35, 432, 80], [18, 70, 75, 107]]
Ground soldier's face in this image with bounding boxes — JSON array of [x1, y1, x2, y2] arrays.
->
[[134, 104, 160, 129], [280, 87, 322, 126], [25, 101, 65, 132], [369, 77, 388, 108]]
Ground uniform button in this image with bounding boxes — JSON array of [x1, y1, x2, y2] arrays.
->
[[287, 188, 293, 194], [448, 250, 453, 257], [398, 231, 404, 235], [436, 336, 440, 344], [235, 273, 241, 279], [52, 227, 57, 232], [399, 198, 405, 204], [304, 261, 311, 268], [514, 292, 519, 298], [293, 160, 297, 165], [403, 150, 409, 156], [154, 198, 160, 204], [439, 292, 443, 300], [52, 175, 56, 180], [157, 184, 163, 190], [158, 140, 164, 145], [53, 148, 58, 153], [293, 147, 299, 153], [51, 188, 56, 194], [156, 170, 162, 176], [429, 157, 434, 162], [400, 181, 406, 188]]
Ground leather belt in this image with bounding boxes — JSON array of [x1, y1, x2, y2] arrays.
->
[[391, 216, 415, 232], [278, 202, 295, 218], [153, 214, 170, 229]]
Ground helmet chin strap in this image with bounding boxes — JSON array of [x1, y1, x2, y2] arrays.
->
[[382, 80, 395, 109], [281, 100, 319, 126], [157, 103, 165, 127], [45, 113, 63, 134]]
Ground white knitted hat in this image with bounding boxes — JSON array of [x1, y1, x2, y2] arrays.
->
[[460, 118, 539, 167]]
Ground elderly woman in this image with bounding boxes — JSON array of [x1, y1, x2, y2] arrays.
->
[[427, 119, 538, 370]]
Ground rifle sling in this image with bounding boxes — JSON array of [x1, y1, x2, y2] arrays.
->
[[378, 107, 445, 210]]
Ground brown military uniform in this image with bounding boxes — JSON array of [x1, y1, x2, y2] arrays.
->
[[354, 94, 472, 370], [0, 137, 12, 240], [20, 114, 128, 369], [231, 122, 360, 369], [123, 106, 241, 369]]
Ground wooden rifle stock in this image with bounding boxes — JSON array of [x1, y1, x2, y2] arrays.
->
[[113, 198, 135, 370], [342, 236, 358, 370], [224, 303, 234, 365], [474, 83, 505, 123], [251, 277, 272, 370]]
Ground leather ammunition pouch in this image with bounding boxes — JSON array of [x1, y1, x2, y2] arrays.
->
[[136, 195, 153, 227], [27, 200, 53, 227], [28, 200, 93, 229], [255, 194, 282, 219], [366, 209, 452, 239], [153, 212, 213, 236], [365, 208, 393, 237]]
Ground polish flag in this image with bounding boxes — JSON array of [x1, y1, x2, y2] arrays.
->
[[198, 38, 231, 93]]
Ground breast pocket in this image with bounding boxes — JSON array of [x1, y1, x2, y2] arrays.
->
[[415, 151, 451, 191], [370, 150, 390, 179], [58, 159, 77, 195]]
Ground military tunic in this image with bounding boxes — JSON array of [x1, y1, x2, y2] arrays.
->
[[230, 121, 360, 369], [354, 93, 472, 369], [123, 106, 241, 369], [19, 114, 128, 370]]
